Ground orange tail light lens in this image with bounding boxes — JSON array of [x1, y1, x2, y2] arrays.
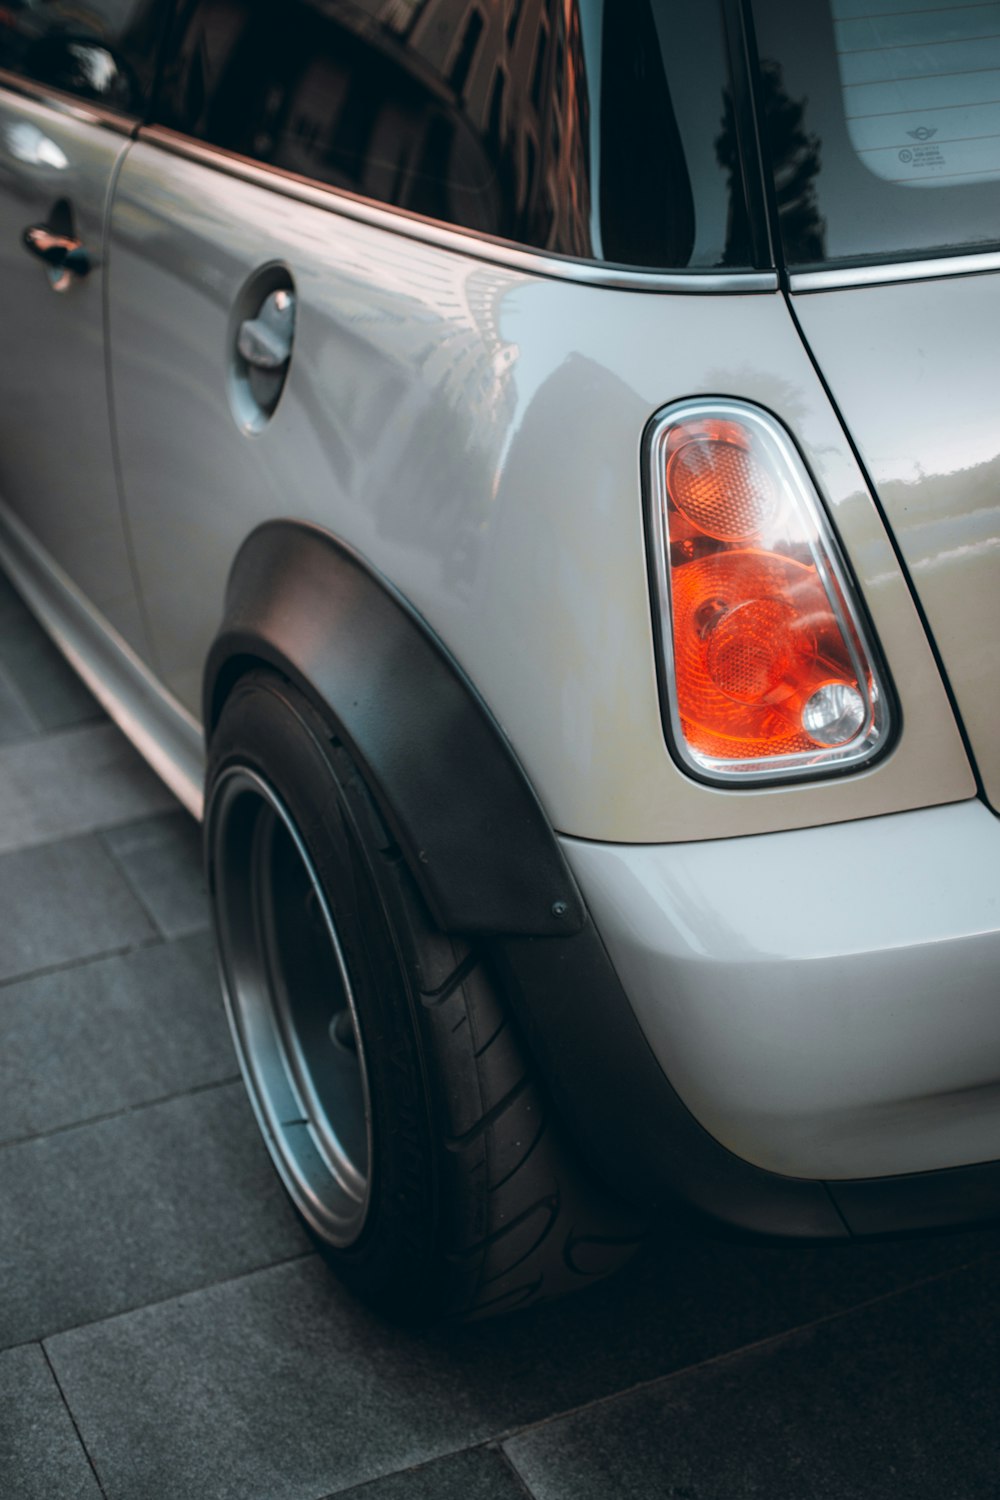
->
[[646, 401, 890, 783]]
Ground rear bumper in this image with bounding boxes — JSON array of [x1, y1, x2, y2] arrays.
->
[[561, 798, 1000, 1186]]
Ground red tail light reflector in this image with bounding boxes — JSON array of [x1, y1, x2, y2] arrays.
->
[[646, 400, 890, 784]]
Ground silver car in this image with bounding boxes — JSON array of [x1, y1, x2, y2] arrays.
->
[[2, 0, 998, 1319]]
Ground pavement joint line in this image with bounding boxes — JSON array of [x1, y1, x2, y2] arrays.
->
[[40, 1342, 109, 1500], [312, 1439, 537, 1500], [37, 1249, 319, 1353], [97, 823, 195, 942], [0, 815, 179, 859], [0, 656, 43, 736], [496, 1441, 541, 1500], [0, 718, 127, 751], [99, 806, 198, 838], [486, 1246, 1000, 1452], [0, 1073, 243, 1154], [0, 728, 55, 745], [0, 808, 184, 865], [0, 934, 167, 995]]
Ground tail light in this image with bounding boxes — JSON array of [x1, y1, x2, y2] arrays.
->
[[645, 399, 891, 784]]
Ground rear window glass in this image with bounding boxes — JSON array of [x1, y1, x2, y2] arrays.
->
[[835, 0, 1000, 189], [154, 0, 755, 272], [751, 0, 1000, 267]]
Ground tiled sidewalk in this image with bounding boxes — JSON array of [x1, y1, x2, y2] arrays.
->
[[2, 567, 999, 1499]]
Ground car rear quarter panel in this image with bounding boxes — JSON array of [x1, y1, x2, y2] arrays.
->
[[107, 140, 972, 841], [793, 272, 1000, 815]]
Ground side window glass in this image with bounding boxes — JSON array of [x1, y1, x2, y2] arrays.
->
[[0, 1, 169, 115], [157, 0, 585, 249], [156, 0, 752, 271]]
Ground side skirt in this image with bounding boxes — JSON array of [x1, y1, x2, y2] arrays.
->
[[0, 497, 204, 816]]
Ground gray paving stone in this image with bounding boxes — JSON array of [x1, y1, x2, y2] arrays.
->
[[0, 662, 39, 744], [42, 1226, 1000, 1500], [326, 1447, 529, 1500], [0, 835, 156, 983], [0, 721, 176, 855], [0, 931, 235, 1144], [44, 1258, 502, 1500], [503, 1256, 1000, 1500], [0, 1083, 308, 1346], [43, 1212, 1000, 1500], [0, 1344, 101, 1500], [104, 810, 209, 937], [0, 599, 101, 731]]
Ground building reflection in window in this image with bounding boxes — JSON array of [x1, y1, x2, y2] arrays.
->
[[162, 0, 746, 270]]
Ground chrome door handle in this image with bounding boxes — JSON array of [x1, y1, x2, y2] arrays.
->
[[23, 224, 91, 290], [237, 289, 295, 370]]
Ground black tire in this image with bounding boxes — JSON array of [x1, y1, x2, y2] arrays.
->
[[205, 668, 644, 1320]]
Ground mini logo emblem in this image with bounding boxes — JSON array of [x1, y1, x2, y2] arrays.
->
[[907, 127, 938, 141]]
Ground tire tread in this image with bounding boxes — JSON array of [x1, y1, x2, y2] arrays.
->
[[375, 831, 646, 1317], [209, 669, 644, 1322]]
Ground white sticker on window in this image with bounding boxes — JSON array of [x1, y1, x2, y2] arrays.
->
[[834, 0, 1000, 186]]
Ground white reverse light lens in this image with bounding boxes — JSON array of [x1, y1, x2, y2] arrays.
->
[[802, 682, 867, 746]]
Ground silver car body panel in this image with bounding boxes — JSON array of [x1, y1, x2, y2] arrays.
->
[[0, 84, 149, 656], [563, 797, 1000, 1181], [105, 139, 972, 844], [794, 273, 1000, 816]]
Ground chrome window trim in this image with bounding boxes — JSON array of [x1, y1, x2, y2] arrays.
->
[[790, 251, 1000, 293], [0, 69, 136, 135], [137, 126, 778, 294]]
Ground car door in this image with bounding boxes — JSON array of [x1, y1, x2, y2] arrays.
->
[[0, 0, 167, 650]]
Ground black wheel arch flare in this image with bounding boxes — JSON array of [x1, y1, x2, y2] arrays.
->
[[204, 519, 585, 941], [203, 519, 852, 1236]]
